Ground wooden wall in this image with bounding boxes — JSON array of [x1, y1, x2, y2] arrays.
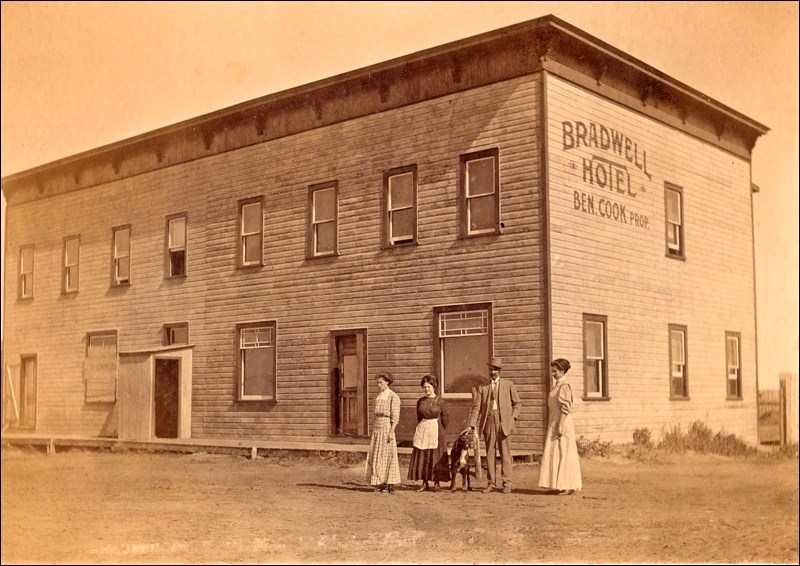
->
[[2, 74, 549, 451], [545, 74, 758, 443]]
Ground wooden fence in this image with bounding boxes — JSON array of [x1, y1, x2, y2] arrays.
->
[[759, 373, 799, 445]]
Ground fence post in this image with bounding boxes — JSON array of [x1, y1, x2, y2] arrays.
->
[[780, 373, 799, 446]]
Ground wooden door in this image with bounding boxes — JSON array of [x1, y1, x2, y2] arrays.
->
[[332, 331, 367, 437]]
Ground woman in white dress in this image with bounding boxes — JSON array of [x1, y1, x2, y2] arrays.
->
[[538, 358, 582, 495], [365, 372, 401, 493]]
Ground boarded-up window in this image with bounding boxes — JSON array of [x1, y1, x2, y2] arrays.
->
[[436, 305, 492, 398], [19, 356, 37, 429], [84, 333, 118, 402], [237, 322, 277, 401], [726, 332, 742, 399]]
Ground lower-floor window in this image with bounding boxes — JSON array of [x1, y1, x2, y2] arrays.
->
[[669, 324, 688, 398], [583, 314, 608, 398], [237, 321, 277, 401], [725, 331, 742, 399], [434, 303, 492, 398]]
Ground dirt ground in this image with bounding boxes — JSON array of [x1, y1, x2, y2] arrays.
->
[[1, 446, 797, 564]]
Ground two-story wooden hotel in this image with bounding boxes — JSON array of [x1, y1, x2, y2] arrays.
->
[[2, 16, 768, 452]]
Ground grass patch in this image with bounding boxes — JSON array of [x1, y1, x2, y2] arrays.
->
[[576, 436, 614, 458], [655, 421, 757, 457]]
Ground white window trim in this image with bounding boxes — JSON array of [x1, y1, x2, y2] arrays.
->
[[438, 308, 490, 399], [239, 324, 276, 401], [113, 227, 131, 285], [466, 155, 497, 236], [388, 171, 415, 245], [312, 187, 337, 256], [240, 202, 263, 267]]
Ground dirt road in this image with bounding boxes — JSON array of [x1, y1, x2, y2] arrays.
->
[[1, 447, 797, 564]]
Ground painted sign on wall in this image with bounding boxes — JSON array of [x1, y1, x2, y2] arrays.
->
[[561, 120, 652, 230]]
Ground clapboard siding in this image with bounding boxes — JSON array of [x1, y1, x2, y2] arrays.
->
[[3, 74, 548, 450], [546, 74, 757, 443], [193, 75, 547, 449], [3, 161, 209, 435]]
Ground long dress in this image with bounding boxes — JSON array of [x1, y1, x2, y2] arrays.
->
[[365, 388, 401, 486], [407, 395, 451, 483], [538, 379, 582, 491]]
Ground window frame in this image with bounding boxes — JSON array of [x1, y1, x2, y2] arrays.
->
[[163, 322, 190, 346], [307, 181, 339, 258], [664, 183, 685, 260], [460, 148, 501, 238], [582, 313, 609, 400], [383, 165, 418, 247], [85, 330, 119, 357], [668, 324, 689, 400], [62, 235, 80, 294], [18, 244, 35, 300], [18, 354, 38, 430], [165, 213, 188, 278], [433, 302, 494, 400], [111, 225, 132, 287], [236, 320, 278, 402], [237, 197, 264, 268], [725, 331, 743, 400]]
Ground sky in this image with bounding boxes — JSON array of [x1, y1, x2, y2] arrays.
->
[[1, 1, 798, 389]]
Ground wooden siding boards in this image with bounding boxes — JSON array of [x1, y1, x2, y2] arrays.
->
[[2, 75, 548, 452], [197, 75, 547, 450], [545, 75, 757, 443]]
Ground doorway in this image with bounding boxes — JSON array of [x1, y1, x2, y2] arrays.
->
[[154, 358, 180, 439], [331, 330, 367, 437]]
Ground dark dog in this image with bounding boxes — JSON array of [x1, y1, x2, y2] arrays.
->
[[450, 431, 474, 492]]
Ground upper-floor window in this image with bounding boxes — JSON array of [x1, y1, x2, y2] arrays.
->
[[164, 322, 189, 346], [237, 321, 277, 401], [583, 314, 608, 399], [665, 184, 685, 259], [238, 197, 264, 268], [384, 165, 417, 246], [18, 245, 34, 299], [726, 331, 742, 399], [308, 182, 338, 257], [669, 324, 688, 399], [461, 148, 500, 237], [63, 236, 80, 294], [112, 225, 131, 286], [166, 214, 187, 277], [434, 303, 493, 399]]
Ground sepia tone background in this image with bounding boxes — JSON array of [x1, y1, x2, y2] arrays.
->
[[1, 1, 797, 390]]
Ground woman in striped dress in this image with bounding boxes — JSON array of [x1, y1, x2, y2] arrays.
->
[[365, 372, 401, 493], [407, 375, 451, 492], [538, 358, 582, 494]]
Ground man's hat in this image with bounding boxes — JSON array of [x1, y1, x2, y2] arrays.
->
[[487, 357, 502, 370]]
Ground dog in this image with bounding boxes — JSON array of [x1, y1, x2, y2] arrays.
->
[[449, 431, 474, 492]]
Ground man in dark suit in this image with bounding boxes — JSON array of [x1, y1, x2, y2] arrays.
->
[[467, 357, 521, 494]]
